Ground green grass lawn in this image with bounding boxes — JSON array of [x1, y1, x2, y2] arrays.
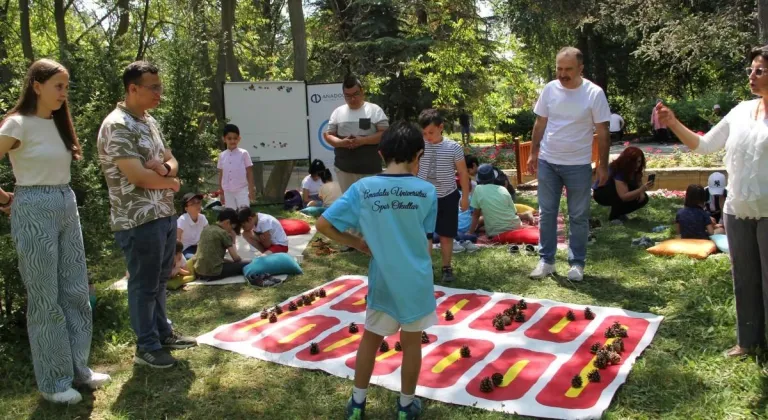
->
[[1, 196, 766, 419]]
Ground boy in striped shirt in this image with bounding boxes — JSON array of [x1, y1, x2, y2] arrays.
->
[[417, 109, 471, 282]]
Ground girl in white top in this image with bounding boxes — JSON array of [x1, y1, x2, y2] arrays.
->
[[0, 59, 110, 404], [177, 192, 209, 258], [656, 45, 768, 358], [302, 159, 326, 206], [318, 168, 342, 207]]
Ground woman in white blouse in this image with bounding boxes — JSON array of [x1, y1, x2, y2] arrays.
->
[[0, 59, 109, 403], [657, 45, 768, 357]]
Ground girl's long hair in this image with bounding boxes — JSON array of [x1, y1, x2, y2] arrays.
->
[[6, 59, 82, 160], [609, 146, 645, 184]]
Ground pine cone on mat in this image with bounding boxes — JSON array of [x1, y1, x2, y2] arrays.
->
[[309, 342, 319, 355], [587, 369, 601, 383], [566, 310, 576, 321], [260, 309, 269, 319], [584, 307, 595, 320], [421, 331, 430, 344], [460, 345, 471, 358], [491, 373, 504, 387], [318, 288, 327, 298], [268, 313, 278, 323], [288, 301, 298, 311], [514, 311, 526, 323], [590, 342, 601, 354], [517, 299, 527, 310], [480, 377, 494, 393], [348, 322, 359, 334], [379, 341, 389, 352], [571, 375, 583, 388], [395, 341, 402, 351], [444, 310, 454, 321], [273, 305, 283, 315]]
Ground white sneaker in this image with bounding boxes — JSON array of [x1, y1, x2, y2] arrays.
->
[[452, 240, 465, 253], [530, 261, 556, 279], [41, 388, 82, 405], [461, 240, 480, 253], [76, 370, 112, 390], [568, 266, 584, 282]]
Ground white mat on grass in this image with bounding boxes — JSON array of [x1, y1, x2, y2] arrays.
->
[[198, 275, 663, 420], [108, 227, 316, 290]]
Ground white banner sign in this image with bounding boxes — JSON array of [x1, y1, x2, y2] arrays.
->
[[307, 83, 345, 178]]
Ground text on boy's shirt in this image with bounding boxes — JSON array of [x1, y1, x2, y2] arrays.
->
[[363, 187, 428, 199]]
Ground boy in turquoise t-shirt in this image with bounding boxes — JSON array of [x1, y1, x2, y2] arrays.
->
[[317, 121, 438, 420]]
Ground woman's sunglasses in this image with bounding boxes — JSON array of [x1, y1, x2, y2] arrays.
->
[[746, 67, 767, 77]]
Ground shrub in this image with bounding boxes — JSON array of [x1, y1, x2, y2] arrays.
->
[[645, 146, 726, 168]]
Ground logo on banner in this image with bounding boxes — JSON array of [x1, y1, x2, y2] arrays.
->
[[318, 120, 333, 151], [310, 94, 322, 104]]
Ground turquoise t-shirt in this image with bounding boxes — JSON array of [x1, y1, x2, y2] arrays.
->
[[470, 184, 521, 237], [457, 191, 473, 234], [322, 174, 438, 324]]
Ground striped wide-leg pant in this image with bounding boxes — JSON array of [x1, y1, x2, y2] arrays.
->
[[11, 185, 93, 394]]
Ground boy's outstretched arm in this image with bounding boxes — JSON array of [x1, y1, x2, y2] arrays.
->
[[455, 159, 471, 211], [317, 217, 370, 255]]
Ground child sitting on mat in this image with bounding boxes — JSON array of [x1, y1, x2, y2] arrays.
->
[[318, 168, 342, 208], [469, 164, 535, 241], [237, 207, 290, 254], [193, 208, 249, 281], [317, 121, 438, 420], [676, 184, 725, 239], [167, 241, 195, 290]]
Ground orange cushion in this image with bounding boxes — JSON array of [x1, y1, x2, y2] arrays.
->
[[279, 219, 311, 236], [646, 239, 717, 259], [492, 227, 540, 245]]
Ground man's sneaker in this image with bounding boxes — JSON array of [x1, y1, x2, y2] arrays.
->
[[530, 261, 556, 279], [134, 349, 177, 368], [441, 267, 456, 283], [345, 396, 366, 419], [567, 265, 584, 282], [161, 331, 197, 349], [460, 240, 479, 253], [74, 369, 111, 390], [451, 240, 465, 253], [41, 388, 82, 405], [396, 397, 423, 420]]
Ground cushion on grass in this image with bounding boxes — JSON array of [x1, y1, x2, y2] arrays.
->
[[279, 218, 311, 235], [492, 227, 540, 245], [244, 253, 303, 277], [515, 204, 535, 214], [646, 239, 717, 259], [710, 234, 729, 254], [299, 206, 326, 217]]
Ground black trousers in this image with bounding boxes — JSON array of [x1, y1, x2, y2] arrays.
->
[[196, 260, 250, 281], [593, 183, 649, 221]]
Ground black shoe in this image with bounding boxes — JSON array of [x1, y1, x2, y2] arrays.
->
[[441, 266, 456, 283], [134, 349, 176, 368], [161, 331, 198, 349]]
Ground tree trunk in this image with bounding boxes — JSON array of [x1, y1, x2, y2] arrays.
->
[[262, 0, 306, 202], [54, 0, 68, 62], [136, 0, 150, 60], [223, 0, 243, 81], [760, 0, 768, 44], [19, 0, 33, 62], [0, 0, 13, 86], [116, 0, 130, 38]]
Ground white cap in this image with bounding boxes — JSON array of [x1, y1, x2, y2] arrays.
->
[[708, 172, 726, 195], [713, 104, 721, 109]]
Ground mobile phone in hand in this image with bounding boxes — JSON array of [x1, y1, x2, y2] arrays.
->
[[648, 174, 656, 184]]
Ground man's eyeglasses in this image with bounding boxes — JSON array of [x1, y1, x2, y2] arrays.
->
[[343, 91, 362, 100], [138, 84, 164, 94], [746, 67, 767, 77]]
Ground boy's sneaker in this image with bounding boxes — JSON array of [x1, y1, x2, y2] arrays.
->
[[396, 397, 423, 420], [134, 348, 177, 368], [345, 397, 366, 419], [161, 331, 197, 349], [567, 265, 584, 282], [460, 240, 479, 253], [41, 388, 82, 405], [441, 267, 456, 283], [530, 261, 556, 279], [74, 369, 112, 390], [451, 240, 465, 253]]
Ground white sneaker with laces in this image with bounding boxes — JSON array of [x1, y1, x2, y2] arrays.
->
[[41, 388, 82, 405], [530, 261, 556, 279], [568, 265, 584, 282], [452, 240, 465, 253], [76, 370, 112, 390], [461, 240, 479, 253]]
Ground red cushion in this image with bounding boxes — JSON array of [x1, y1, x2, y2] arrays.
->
[[492, 227, 540, 245], [279, 219, 311, 236]]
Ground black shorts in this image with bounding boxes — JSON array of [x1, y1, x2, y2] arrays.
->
[[432, 189, 460, 238]]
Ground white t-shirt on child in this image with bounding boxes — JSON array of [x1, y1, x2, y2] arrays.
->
[[254, 213, 289, 246], [320, 182, 342, 206], [177, 213, 209, 249], [301, 175, 324, 196]]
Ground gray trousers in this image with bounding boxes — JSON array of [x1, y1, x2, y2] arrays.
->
[[725, 214, 768, 349]]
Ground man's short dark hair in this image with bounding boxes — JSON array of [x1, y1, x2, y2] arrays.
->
[[557, 47, 584, 65], [465, 155, 479, 169], [223, 124, 240, 136], [343, 75, 362, 90], [123, 61, 159, 92], [418, 109, 444, 128], [378, 121, 424, 165]]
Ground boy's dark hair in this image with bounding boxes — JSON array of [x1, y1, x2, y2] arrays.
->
[[418, 109, 445, 128], [343, 75, 362, 90], [123, 61, 159, 92], [237, 206, 255, 224], [378, 121, 425, 165], [320, 168, 333, 183], [309, 159, 326, 176], [465, 155, 479, 169], [176, 241, 184, 253], [223, 124, 240, 136], [684, 184, 708, 208], [218, 207, 239, 224]]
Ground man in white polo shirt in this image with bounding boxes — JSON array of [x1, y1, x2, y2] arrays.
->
[[527, 47, 611, 282]]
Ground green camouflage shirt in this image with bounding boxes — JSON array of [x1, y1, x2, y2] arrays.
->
[[193, 224, 233, 276], [97, 103, 175, 232]]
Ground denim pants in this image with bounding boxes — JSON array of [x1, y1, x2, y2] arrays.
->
[[115, 216, 176, 352], [11, 185, 92, 393], [537, 159, 592, 267]]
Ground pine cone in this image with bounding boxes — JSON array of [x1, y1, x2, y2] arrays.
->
[[566, 310, 576, 321], [494, 319, 505, 331], [587, 369, 601, 383], [584, 307, 595, 320], [395, 341, 402, 351], [260, 309, 269, 319], [318, 288, 327, 298], [611, 321, 622, 332], [273, 305, 283, 315], [268, 313, 278, 323], [493, 313, 504, 324], [296, 298, 304, 307], [480, 377, 494, 393], [502, 315, 512, 326], [421, 331, 430, 344], [571, 375, 583, 388], [309, 291, 317, 299], [491, 372, 504, 386], [503, 307, 516, 318], [303, 295, 313, 306], [444, 310, 454, 321], [460, 345, 471, 358], [517, 299, 528, 310], [609, 351, 622, 365], [288, 301, 298, 311], [590, 342, 601, 354], [594, 356, 609, 369], [617, 327, 628, 338], [515, 311, 526, 323], [309, 342, 319, 355], [348, 322, 359, 334], [380, 341, 389, 352], [604, 327, 616, 338]]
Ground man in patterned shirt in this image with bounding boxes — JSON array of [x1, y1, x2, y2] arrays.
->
[[97, 61, 196, 369]]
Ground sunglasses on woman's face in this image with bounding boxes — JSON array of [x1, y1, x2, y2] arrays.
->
[[746, 67, 767, 77]]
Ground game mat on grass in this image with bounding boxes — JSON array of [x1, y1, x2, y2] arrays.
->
[[197, 276, 663, 420]]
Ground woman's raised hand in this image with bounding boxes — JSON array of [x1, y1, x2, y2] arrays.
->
[[655, 102, 677, 126]]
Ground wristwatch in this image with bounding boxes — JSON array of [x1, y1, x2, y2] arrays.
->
[[163, 162, 172, 177]]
